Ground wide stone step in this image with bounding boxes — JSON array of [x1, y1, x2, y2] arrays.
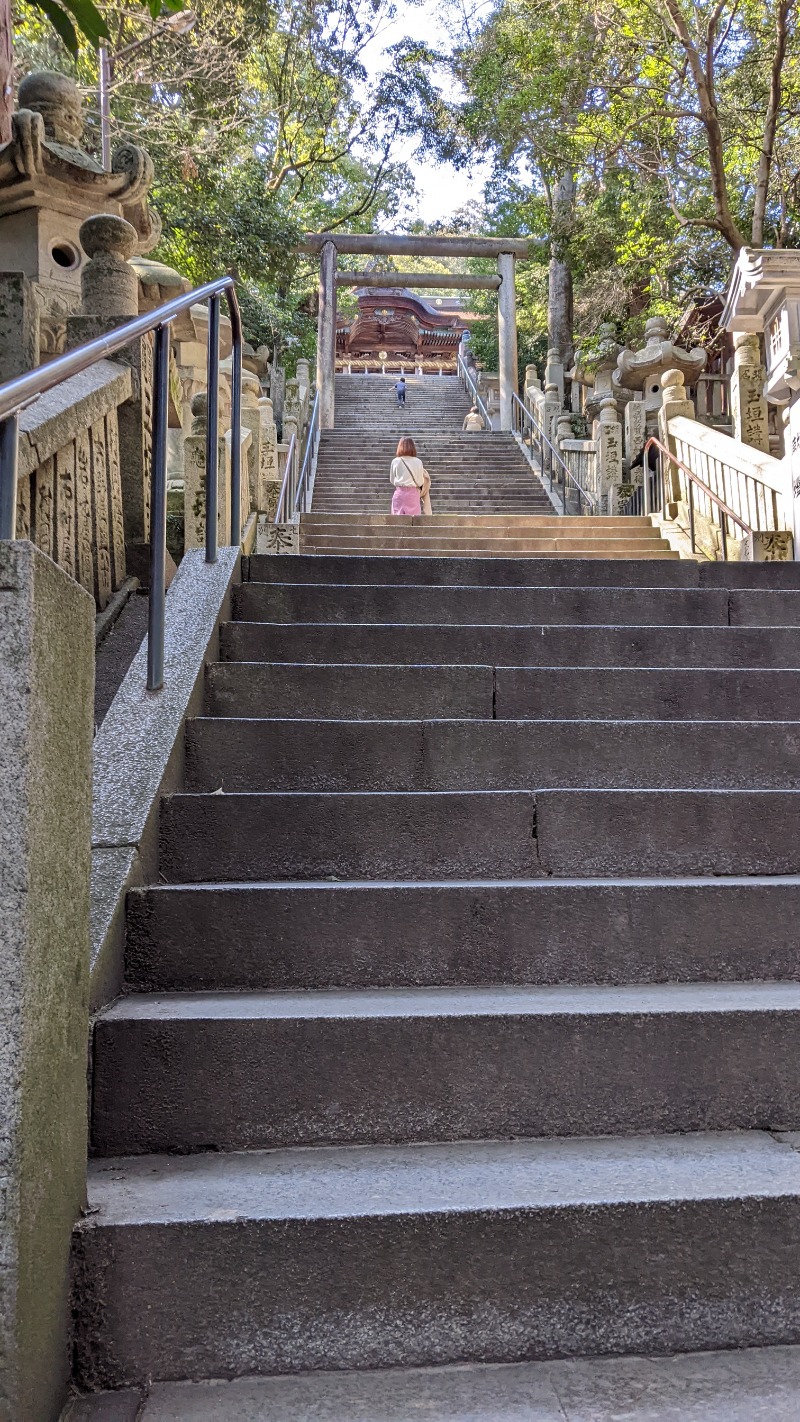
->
[[125, 877, 800, 993], [299, 515, 654, 528], [300, 543, 680, 559], [185, 717, 800, 792], [206, 662, 800, 721], [73, 1130, 800, 1386], [233, 582, 734, 626], [220, 618, 800, 667], [246, 554, 703, 584], [92, 981, 800, 1155], [158, 788, 800, 881], [64, 1345, 800, 1421], [300, 538, 673, 557]]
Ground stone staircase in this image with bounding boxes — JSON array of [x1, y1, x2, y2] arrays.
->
[[306, 374, 678, 558], [72, 551, 800, 1404]]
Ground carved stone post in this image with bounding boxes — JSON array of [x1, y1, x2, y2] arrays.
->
[[0, 274, 39, 381], [624, 399, 647, 467], [270, 366, 286, 430], [258, 396, 280, 517], [658, 368, 696, 511], [544, 347, 565, 411], [183, 392, 228, 551], [598, 396, 623, 513], [238, 368, 264, 512], [67, 214, 152, 551], [730, 331, 770, 454], [543, 375, 561, 463]]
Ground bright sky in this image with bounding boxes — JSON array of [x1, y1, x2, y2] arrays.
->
[[360, 0, 494, 226]]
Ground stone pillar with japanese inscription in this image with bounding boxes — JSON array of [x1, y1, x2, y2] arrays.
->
[[67, 214, 152, 553], [624, 399, 647, 467], [237, 368, 264, 514], [258, 396, 280, 516], [730, 331, 770, 454], [597, 395, 623, 513], [183, 392, 229, 551]]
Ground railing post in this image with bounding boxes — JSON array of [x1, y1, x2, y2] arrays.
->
[[0, 411, 19, 540], [205, 294, 220, 563], [229, 326, 242, 546], [147, 324, 170, 692]]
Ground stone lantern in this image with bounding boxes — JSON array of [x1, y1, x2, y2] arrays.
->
[[614, 315, 706, 463], [572, 324, 622, 428], [0, 70, 160, 372]]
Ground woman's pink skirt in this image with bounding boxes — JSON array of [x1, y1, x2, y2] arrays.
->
[[391, 487, 421, 516]]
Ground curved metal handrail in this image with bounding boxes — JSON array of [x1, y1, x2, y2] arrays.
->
[[275, 430, 298, 524], [512, 391, 595, 514], [457, 354, 494, 431], [0, 275, 243, 690], [638, 435, 754, 560]]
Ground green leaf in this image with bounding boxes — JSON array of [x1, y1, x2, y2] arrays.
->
[[56, 0, 110, 44], [31, 0, 80, 55]]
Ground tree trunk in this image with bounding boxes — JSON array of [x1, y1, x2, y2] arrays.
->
[[548, 255, 574, 368], [752, 0, 793, 247], [548, 169, 576, 368], [0, 0, 13, 147]]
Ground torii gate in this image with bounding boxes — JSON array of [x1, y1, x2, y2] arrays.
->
[[299, 232, 538, 433]]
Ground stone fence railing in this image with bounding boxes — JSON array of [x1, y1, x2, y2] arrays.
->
[[13, 359, 133, 609], [659, 369, 793, 560]]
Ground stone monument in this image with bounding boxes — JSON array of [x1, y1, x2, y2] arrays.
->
[[0, 70, 159, 370]]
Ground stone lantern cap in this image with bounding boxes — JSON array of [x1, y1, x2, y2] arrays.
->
[[571, 322, 622, 387], [615, 315, 706, 394], [0, 70, 160, 252]]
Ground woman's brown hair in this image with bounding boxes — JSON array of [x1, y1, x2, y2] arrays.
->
[[396, 437, 417, 457]]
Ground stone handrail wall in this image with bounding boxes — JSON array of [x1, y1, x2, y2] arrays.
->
[[666, 413, 789, 534], [13, 359, 133, 609]]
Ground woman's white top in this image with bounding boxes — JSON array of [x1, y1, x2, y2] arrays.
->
[[390, 455, 426, 488]]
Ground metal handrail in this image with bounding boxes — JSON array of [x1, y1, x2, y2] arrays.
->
[[512, 391, 595, 514], [637, 435, 754, 561], [457, 354, 494, 431], [275, 430, 298, 524], [0, 275, 243, 691], [293, 391, 320, 515]]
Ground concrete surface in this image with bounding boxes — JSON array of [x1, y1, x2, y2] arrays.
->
[[92, 980, 800, 1153], [65, 1343, 800, 1418], [90, 546, 239, 1008], [0, 541, 94, 1421], [124, 876, 800, 993], [220, 618, 800, 667], [72, 1133, 800, 1383], [184, 715, 800, 791]]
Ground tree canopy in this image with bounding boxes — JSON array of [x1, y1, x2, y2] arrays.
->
[[10, 0, 800, 366]]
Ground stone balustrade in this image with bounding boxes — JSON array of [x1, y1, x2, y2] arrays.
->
[[13, 359, 133, 607], [659, 368, 793, 560]]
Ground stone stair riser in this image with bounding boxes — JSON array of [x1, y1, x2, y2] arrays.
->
[[125, 880, 800, 994], [205, 662, 800, 722], [185, 718, 800, 793], [234, 584, 734, 626], [158, 789, 800, 881], [220, 621, 800, 667], [71, 1175, 800, 1387], [92, 986, 800, 1155]]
